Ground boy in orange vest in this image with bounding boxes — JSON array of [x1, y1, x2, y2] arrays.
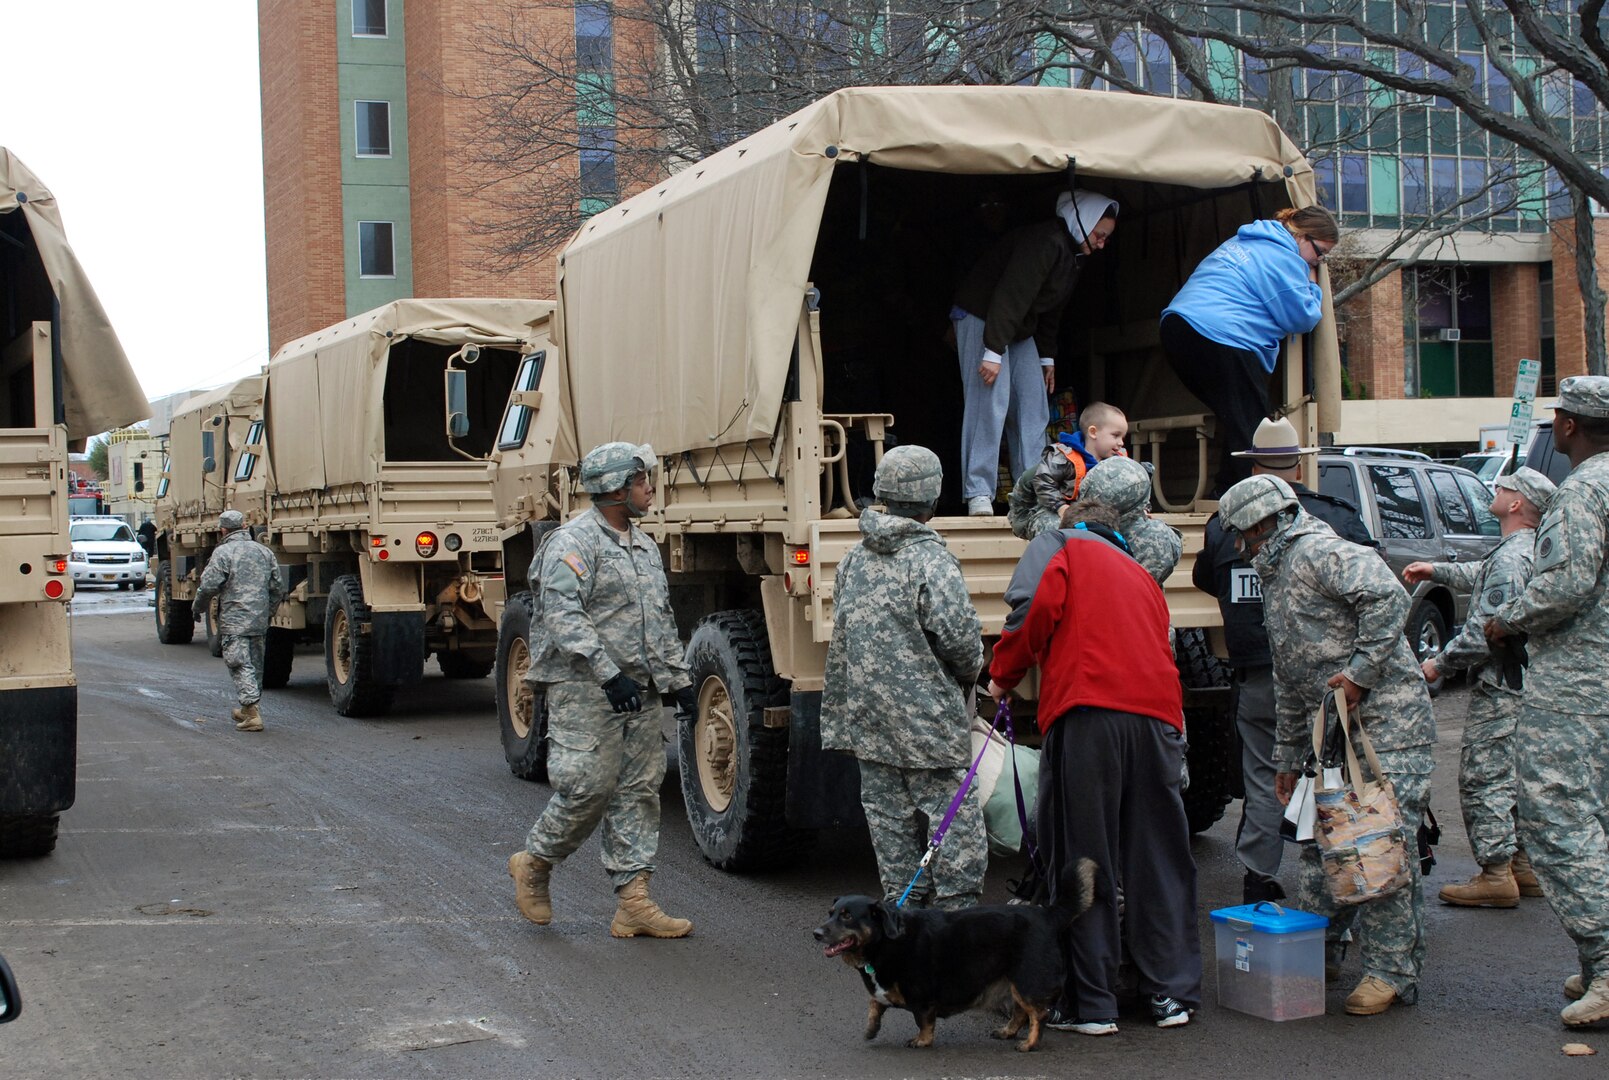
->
[[1007, 402, 1129, 539]]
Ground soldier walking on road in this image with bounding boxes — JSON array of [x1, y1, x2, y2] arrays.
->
[[508, 443, 697, 939], [1404, 466, 1555, 909], [1220, 475, 1435, 1017], [192, 510, 285, 733], [1485, 376, 1609, 1027], [1194, 417, 1376, 905], [821, 445, 987, 909]]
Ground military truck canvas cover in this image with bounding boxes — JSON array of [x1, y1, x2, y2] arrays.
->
[[1, 148, 146, 439], [264, 299, 556, 492], [166, 375, 263, 510], [556, 84, 1340, 457]]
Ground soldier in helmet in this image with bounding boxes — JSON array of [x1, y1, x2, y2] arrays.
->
[[1485, 374, 1609, 1027], [820, 445, 987, 909], [192, 509, 285, 733], [508, 442, 697, 939], [1220, 474, 1434, 1017], [1076, 456, 1182, 585]]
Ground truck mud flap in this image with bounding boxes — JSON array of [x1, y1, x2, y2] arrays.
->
[[784, 690, 864, 830], [369, 611, 426, 686], [0, 686, 76, 814]]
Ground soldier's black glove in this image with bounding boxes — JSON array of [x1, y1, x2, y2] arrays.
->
[[601, 673, 643, 714], [673, 685, 697, 718], [1494, 633, 1530, 691]]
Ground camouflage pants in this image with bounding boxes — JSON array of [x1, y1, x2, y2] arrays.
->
[[527, 681, 665, 891], [1007, 501, 1060, 542], [1515, 705, 1609, 981], [1295, 748, 1431, 1000], [1459, 683, 1520, 867], [221, 634, 266, 707], [857, 759, 986, 910]]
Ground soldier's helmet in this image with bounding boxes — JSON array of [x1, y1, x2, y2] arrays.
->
[[1219, 475, 1299, 533], [1079, 457, 1151, 516], [873, 445, 943, 505], [219, 509, 245, 531], [579, 442, 655, 494]]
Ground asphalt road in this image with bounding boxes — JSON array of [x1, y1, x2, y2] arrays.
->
[[0, 588, 1603, 1077]]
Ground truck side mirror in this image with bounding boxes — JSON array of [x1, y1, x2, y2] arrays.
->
[[445, 369, 470, 439], [201, 431, 216, 473]]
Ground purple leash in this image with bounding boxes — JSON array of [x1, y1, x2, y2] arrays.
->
[[895, 698, 1010, 908]]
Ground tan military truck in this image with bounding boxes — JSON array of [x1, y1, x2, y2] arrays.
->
[[152, 374, 267, 656], [2, 148, 148, 855], [261, 299, 553, 716], [487, 86, 1341, 870]]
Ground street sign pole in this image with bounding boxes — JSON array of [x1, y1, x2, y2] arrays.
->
[[1506, 358, 1542, 470]]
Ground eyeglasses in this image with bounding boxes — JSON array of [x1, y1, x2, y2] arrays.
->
[[1304, 236, 1334, 263]]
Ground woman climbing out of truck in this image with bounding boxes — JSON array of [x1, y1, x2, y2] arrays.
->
[[1159, 205, 1339, 496], [951, 189, 1120, 516]]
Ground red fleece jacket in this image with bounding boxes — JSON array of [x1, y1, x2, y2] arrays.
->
[[990, 529, 1183, 734]]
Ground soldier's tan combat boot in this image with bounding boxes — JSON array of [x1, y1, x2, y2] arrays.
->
[[1561, 976, 1609, 1027], [1437, 862, 1519, 908], [508, 851, 553, 925], [234, 703, 263, 732], [609, 872, 692, 939], [1564, 974, 1586, 1000], [1511, 848, 1545, 897], [1344, 976, 1400, 1016]]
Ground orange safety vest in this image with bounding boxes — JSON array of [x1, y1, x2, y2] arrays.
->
[[1055, 444, 1088, 501]]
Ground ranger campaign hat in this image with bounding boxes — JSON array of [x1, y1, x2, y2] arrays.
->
[[873, 444, 943, 505], [1079, 456, 1152, 515], [1550, 374, 1609, 419], [1219, 474, 1299, 533], [1230, 416, 1320, 467], [1493, 465, 1557, 512], [218, 509, 246, 530], [579, 441, 655, 494]]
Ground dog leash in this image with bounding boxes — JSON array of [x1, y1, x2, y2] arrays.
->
[[895, 698, 1008, 909], [1001, 700, 1045, 884]]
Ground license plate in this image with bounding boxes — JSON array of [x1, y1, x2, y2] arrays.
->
[[1230, 566, 1262, 604], [102, 573, 116, 580]]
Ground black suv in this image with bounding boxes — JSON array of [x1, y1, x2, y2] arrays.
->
[[1523, 421, 1573, 486], [1317, 447, 1502, 672]]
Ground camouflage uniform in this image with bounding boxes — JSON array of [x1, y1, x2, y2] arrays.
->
[[1081, 457, 1181, 585], [1494, 438, 1609, 987], [523, 505, 692, 889], [193, 524, 285, 708], [1252, 507, 1435, 1002], [1425, 528, 1536, 867], [821, 449, 986, 909]]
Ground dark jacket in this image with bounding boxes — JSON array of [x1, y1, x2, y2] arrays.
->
[[1192, 482, 1376, 668], [954, 220, 1085, 357]]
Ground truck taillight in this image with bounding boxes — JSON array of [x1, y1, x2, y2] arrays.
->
[[788, 547, 810, 565], [48, 558, 67, 574], [44, 579, 65, 600], [416, 532, 439, 557], [370, 536, 387, 547]]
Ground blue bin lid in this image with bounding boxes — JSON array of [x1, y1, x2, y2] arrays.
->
[[1209, 902, 1328, 933]]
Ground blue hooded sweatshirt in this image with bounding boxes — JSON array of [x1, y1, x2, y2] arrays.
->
[[1162, 219, 1324, 372], [1055, 430, 1098, 470]]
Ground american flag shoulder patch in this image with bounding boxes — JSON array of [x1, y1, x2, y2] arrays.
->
[[561, 552, 588, 579]]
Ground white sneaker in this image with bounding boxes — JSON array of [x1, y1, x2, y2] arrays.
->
[[966, 496, 994, 516]]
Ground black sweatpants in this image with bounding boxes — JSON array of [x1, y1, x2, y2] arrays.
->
[[1039, 706, 1202, 1018], [1161, 313, 1274, 495]]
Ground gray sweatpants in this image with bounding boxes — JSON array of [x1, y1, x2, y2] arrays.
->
[[954, 313, 1050, 501], [1233, 665, 1284, 880]]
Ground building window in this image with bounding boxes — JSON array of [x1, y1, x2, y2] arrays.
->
[[355, 101, 391, 157], [575, 2, 612, 71], [1412, 265, 1493, 397], [1539, 263, 1556, 396], [359, 221, 395, 278], [353, 0, 387, 37]]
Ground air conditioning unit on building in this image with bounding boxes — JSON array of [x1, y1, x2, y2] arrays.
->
[[1439, 328, 1462, 342]]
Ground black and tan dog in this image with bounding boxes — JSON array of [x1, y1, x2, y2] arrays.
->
[[813, 859, 1095, 1052]]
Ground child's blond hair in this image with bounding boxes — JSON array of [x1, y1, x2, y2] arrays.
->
[[1079, 401, 1126, 433]]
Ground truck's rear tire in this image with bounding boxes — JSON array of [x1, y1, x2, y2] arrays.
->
[[262, 627, 296, 690], [495, 592, 549, 782], [0, 814, 59, 858], [204, 598, 223, 658], [438, 652, 494, 679], [325, 575, 394, 717], [678, 609, 806, 871], [1175, 628, 1235, 836], [155, 563, 193, 645]]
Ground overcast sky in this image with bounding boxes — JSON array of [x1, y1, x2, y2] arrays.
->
[[4, 2, 268, 409]]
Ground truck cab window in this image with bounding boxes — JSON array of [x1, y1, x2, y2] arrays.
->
[[497, 353, 546, 450]]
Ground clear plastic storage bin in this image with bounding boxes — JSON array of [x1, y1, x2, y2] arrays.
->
[[1210, 902, 1328, 1021]]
